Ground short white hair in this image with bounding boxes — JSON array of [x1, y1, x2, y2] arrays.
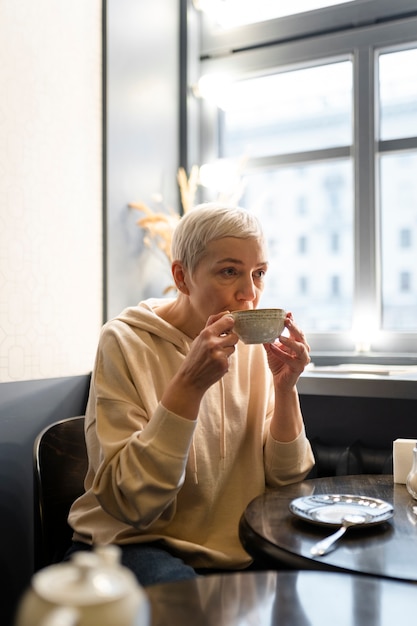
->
[[171, 202, 264, 273]]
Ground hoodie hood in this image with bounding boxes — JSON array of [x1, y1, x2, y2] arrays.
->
[[116, 298, 191, 355]]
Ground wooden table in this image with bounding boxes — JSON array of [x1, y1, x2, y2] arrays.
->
[[146, 569, 416, 625], [239, 474, 417, 581]]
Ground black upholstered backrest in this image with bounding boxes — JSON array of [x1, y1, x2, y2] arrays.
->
[[33, 416, 87, 570]]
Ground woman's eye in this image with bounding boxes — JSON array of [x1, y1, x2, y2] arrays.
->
[[221, 267, 238, 277], [254, 269, 266, 279]]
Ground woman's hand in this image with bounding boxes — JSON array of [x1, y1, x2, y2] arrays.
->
[[264, 313, 310, 391], [181, 312, 239, 390], [161, 312, 239, 420]]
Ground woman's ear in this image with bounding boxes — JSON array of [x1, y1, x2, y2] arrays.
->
[[172, 261, 190, 295]]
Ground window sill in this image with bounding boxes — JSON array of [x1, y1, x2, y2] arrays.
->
[[299, 362, 417, 400]]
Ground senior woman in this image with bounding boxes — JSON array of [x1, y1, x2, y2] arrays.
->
[[66, 202, 314, 585]]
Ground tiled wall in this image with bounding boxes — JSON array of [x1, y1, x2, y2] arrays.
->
[[0, 1, 103, 381]]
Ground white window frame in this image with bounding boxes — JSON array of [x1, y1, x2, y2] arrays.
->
[[188, 0, 417, 359]]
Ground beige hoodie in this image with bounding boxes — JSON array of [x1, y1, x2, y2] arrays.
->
[[68, 298, 314, 569]]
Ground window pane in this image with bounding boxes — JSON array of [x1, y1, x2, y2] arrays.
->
[[220, 62, 352, 158], [198, 0, 355, 28], [380, 152, 417, 330], [240, 160, 353, 331], [379, 48, 417, 141]]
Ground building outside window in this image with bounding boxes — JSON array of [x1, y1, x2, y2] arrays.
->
[[330, 232, 340, 253], [399, 229, 411, 249], [192, 0, 417, 356], [400, 271, 411, 293], [331, 275, 341, 298], [298, 235, 308, 254], [299, 275, 309, 296]]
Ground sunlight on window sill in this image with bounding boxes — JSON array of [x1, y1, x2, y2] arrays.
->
[[305, 363, 417, 377]]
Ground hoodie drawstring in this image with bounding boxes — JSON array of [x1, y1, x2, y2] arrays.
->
[[190, 440, 198, 485], [189, 376, 227, 485], [219, 377, 226, 461]]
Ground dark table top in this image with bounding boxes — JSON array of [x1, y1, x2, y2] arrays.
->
[[239, 474, 417, 581], [146, 569, 416, 625]]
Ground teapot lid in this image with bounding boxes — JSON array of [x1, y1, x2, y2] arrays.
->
[[33, 546, 138, 606]]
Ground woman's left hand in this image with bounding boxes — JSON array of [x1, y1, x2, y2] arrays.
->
[[264, 313, 311, 391]]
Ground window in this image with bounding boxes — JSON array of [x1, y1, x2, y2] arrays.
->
[[297, 196, 308, 216], [218, 61, 352, 158], [330, 233, 340, 253], [378, 47, 417, 334], [379, 48, 417, 141], [298, 236, 308, 254], [399, 229, 412, 249], [299, 276, 309, 296], [400, 272, 411, 293], [191, 0, 417, 355], [331, 275, 341, 298]]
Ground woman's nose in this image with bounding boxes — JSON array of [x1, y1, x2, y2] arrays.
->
[[237, 276, 257, 301]]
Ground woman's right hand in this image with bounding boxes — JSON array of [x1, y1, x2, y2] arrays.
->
[[161, 312, 238, 420]]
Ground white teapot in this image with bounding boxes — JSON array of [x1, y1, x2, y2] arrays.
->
[[15, 545, 151, 626]]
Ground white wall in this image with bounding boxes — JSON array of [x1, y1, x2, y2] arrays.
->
[[0, 0, 103, 382]]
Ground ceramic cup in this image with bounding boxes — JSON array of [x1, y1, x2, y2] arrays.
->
[[231, 308, 287, 344]]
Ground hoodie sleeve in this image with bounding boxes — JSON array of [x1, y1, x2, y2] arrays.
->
[[263, 426, 315, 487], [86, 318, 197, 530]]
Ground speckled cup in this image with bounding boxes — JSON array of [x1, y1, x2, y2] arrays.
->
[[231, 308, 286, 344]]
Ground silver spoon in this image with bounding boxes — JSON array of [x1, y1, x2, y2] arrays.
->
[[310, 514, 368, 556]]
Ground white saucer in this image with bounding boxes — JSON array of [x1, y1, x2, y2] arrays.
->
[[289, 494, 394, 527]]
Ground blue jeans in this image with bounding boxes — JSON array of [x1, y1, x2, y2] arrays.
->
[[64, 541, 198, 587]]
